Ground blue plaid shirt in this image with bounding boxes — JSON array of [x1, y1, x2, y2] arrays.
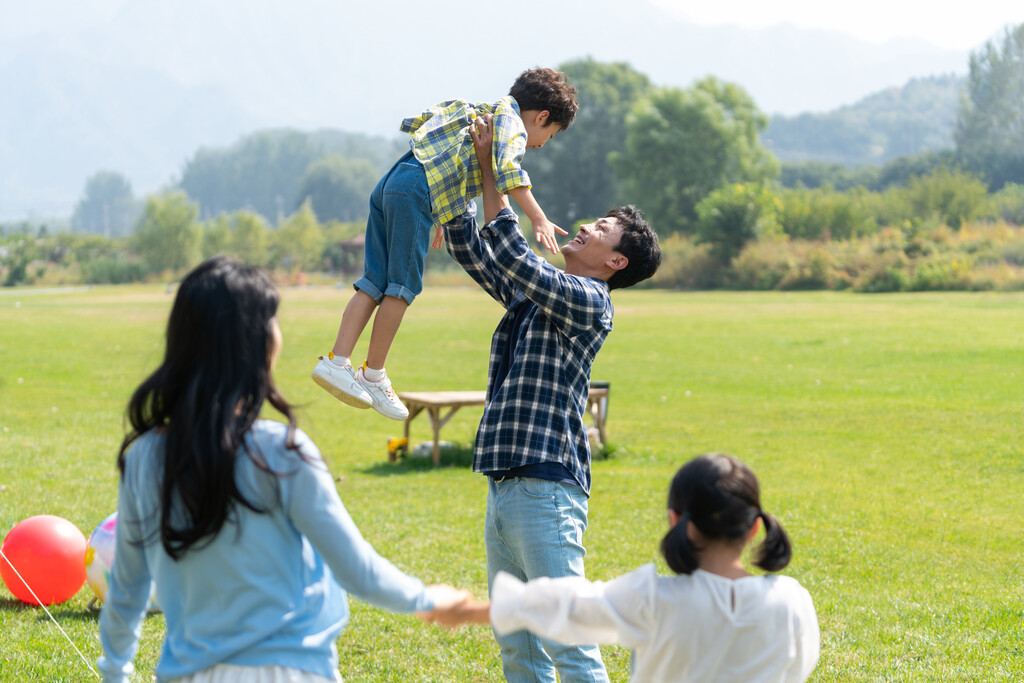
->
[[445, 208, 613, 495]]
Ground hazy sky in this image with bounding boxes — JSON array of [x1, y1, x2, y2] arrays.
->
[[651, 0, 1024, 50], [4, 0, 1022, 51]]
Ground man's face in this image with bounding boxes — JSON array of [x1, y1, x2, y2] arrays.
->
[[561, 216, 624, 269]]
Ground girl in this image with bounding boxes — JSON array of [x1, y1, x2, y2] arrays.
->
[[98, 256, 463, 683], [427, 453, 820, 683]]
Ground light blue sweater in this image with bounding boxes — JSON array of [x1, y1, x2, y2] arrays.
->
[[97, 420, 434, 682]]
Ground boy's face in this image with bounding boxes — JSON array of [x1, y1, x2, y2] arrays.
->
[[523, 110, 559, 149]]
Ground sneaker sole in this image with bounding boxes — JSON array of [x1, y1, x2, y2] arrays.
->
[[367, 402, 409, 421], [311, 373, 372, 409]]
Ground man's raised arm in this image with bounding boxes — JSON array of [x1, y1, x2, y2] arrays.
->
[[471, 115, 510, 223]]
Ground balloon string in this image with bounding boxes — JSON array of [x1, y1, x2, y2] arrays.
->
[[0, 548, 100, 679]]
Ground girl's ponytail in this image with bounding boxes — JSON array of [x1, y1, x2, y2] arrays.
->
[[660, 512, 700, 575], [753, 511, 792, 573]]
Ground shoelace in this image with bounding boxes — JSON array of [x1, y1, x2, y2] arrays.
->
[[320, 355, 356, 376]]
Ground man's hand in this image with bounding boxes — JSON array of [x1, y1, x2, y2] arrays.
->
[[415, 584, 473, 622], [416, 584, 492, 628], [470, 114, 494, 165]]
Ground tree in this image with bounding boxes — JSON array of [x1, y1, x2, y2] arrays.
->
[[230, 211, 271, 267], [905, 167, 990, 229], [273, 199, 324, 272], [295, 155, 377, 222], [527, 59, 654, 227], [202, 214, 232, 260], [955, 23, 1024, 188], [180, 131, 321, 220], [614, 78, 779, 235], [71, 171, 140, 238], [133, 192, 201, 273], [695, 183, 781, 263]]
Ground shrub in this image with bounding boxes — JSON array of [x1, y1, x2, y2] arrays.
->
[[906, 167, 991, 229], [650, 234, 722, 289], [993, 183, 1024, 225], [968, 263, 1024, 290], [729, 241, 794, 290], [778, 246, 846, 290], [908, 257, 972, 291], [81, 255, 147, 284], [852, 252, 910, 292], [777, 186, 879, 240], [695, 183, 781, 263], [1000, 240, 1024, 267]]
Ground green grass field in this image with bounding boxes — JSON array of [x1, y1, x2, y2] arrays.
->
[[1, 284, 1021, 682]]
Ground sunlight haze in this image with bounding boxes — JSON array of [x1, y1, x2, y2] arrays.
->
[[651, 0, 1024, 50]]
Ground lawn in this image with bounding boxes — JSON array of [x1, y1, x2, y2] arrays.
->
[[1, 284, 1021, 681]]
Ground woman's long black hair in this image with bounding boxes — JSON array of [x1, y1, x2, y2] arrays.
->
[[118, 256, 299, 560], [660, 453, 792, 575]]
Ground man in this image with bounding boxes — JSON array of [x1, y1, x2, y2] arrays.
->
[[443, 115, 662, 682]]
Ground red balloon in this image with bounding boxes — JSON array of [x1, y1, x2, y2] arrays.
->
[[1, 515, 87, 605]]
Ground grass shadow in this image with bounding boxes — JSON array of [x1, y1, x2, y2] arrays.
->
[[38, 606, 100, 624], [361, 439, 620, 476], [0, 597, 100, 623], [0, 596, 32, 612], [361, 442, 475, 476]]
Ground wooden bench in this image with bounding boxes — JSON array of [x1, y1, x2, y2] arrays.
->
[[397, 383, 610, 466]]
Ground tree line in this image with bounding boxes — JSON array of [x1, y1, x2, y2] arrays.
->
[[3, 24, 1024, 291]]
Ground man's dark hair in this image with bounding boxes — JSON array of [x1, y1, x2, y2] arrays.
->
[[509, 67, 579, 130], [605, 205, 662, 290]]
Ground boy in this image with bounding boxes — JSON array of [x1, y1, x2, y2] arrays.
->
[[312, 67, 579, 419]]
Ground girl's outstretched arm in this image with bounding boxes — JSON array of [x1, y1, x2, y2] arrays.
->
[[487, 569, 654, 647]]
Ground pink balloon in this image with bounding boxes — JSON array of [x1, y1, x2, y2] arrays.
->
[[1, 515, 87, 605]]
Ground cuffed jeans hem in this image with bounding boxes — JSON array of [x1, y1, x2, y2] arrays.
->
[[352, 278, 417, 306], [383, 282, 417, 305], [352, 277, 383, 303]]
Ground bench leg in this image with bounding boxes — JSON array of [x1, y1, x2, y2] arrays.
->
[[397, 406, 424, 462], [426, 406, 464, 466], [428, 407, 442, 466], [586, 396, 608, 447]]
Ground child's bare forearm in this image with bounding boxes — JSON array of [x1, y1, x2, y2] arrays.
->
[[507, 186, 546, 225], [508, 185, 564, 253]]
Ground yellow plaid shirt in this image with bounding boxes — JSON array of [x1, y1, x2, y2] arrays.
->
[[400, 96, 531, 226]]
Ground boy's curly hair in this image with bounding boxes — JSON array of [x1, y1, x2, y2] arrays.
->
[[509, 68, 579, 130]]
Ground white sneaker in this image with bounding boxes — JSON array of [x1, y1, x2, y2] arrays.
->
[[311, 356, 372, 409], [355, 366, 409, 421]]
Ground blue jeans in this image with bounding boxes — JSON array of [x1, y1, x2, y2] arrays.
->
[[354, 151, 432, 305], [485, 477, 609, 683]]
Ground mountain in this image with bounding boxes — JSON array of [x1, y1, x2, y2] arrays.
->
[[764, 74, 965, 166], [0, 0, 972, 221]]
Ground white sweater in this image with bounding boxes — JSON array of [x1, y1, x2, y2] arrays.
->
[[490, 564, 819, 683]]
